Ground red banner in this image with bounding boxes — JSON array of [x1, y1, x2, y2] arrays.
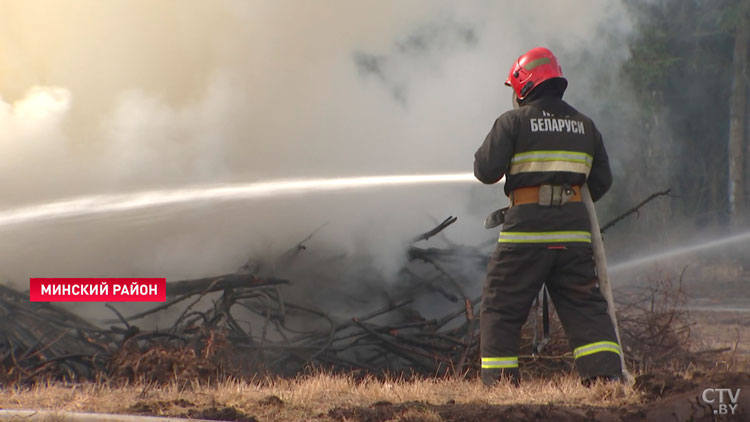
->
[[29, 278, 166, 302]]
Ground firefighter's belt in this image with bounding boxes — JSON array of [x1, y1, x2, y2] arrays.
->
[[511, 184, 582, 207]]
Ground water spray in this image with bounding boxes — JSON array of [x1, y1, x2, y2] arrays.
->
[[0, 172, 477, 228], [609, 231, 750, 273]]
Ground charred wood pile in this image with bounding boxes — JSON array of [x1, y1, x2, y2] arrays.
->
[[0, 190, 697, 385], [1, 217, 490, 384], [0, 284, 112, 383]]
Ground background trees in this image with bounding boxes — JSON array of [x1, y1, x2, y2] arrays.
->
[[609, 0, 748, 235]]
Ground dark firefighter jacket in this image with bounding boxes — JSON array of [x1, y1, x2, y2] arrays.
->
[[474, 94, 612, 247]]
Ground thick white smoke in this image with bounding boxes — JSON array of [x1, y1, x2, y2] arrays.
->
[[0, 1, 633, 288]]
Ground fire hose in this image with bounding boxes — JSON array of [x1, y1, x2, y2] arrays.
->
[[581, 184, 634, 385]]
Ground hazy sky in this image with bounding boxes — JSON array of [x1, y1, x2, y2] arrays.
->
[[0, 1, 632, 285]]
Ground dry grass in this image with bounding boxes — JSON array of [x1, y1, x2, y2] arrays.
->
[[0, 372, 641, 421]]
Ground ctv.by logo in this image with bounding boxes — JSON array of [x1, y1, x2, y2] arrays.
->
[[701, 388, 742, 416]]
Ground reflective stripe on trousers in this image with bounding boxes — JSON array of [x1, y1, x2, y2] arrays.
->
[[481, 356, 519, 369], [498, 231, 592, 244], [573, 341, 621, 359]]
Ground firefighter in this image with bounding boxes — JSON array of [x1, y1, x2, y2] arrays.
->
[[474, 47, 622, 386]]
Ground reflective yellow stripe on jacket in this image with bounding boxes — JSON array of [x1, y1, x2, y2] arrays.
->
[[573, 341, 621, 359], [509, 150, 593, 176], [498, 231, 592, 244], [481, 356, 518, 369]]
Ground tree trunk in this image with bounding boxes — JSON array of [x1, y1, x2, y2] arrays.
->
[[729, 1, 750, 224]]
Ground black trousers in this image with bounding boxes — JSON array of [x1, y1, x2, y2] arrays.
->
[[480, 245, 622, 384]]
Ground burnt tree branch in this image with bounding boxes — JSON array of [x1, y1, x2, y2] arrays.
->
[[601, 189, 672, 234]]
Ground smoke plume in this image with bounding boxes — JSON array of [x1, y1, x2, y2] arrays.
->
[[0, 1, 633, 293]]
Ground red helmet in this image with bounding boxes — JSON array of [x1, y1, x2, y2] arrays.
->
[[505, 47, 566, 100]]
